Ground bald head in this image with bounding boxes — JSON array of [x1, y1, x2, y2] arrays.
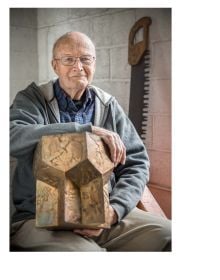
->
[[52, 32, 96, 59]]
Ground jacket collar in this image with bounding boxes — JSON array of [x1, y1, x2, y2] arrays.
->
[[37, 80, 113, 126], [38, 80, 113, 105], [38, 80, 56, 102]]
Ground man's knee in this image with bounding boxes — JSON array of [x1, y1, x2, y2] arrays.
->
[[155, 217, 172, 251], [123, 209, 172, 251]]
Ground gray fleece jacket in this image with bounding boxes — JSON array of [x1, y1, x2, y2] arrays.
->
[[10, 80, 150, 223]]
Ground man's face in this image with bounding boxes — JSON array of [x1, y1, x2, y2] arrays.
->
[[52, 38, 96, 99]]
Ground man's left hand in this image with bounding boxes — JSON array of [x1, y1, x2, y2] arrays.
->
[[73, 205, 118, 238]]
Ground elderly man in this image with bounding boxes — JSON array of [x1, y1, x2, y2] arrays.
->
[[10, 31, 171, 251]]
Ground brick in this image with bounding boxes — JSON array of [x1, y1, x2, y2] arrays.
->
[[94, 49, 110, 79], [149, 79, 171, 114], [109, 81, 130, 114], [92, 80, 130, 114], [111, 47, 131, 80], [148, 150, 171, 188], [151, 41, 171, 79], [153, 115, 171, 151], [92, 10, 135, 47]]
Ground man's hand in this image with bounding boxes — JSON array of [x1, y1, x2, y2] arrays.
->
[[73, 228, 104, 238], [92, 126, 126, 166], [73, 206, 118, 238], [108, 204, 118, 225]]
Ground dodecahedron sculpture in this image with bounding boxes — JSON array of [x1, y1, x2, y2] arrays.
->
[[33, 132, 114, 229]]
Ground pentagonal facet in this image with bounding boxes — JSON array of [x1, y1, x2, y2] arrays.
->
[[41, 133, 87, 172], [36, 180, 59, 227], [86, 133, 114, 176], [67, 159, 101, 186]]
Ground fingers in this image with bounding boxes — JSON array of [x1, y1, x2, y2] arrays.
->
[[116, 135, 126, 165], [102, 134, 117, 164], [108, 205, 118, 225], [100, 133, 126, 166], [92, 126, 126, 166], [113, 133, 126, 166]]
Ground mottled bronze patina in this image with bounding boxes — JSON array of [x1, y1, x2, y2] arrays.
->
[[33, 132, 114, 229]]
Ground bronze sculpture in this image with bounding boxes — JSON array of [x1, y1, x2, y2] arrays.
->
[[33, 132, 114, 229]]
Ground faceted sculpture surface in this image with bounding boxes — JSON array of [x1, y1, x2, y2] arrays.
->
[[33, 132, 114, 229]]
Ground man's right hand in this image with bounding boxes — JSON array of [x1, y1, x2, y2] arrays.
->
[[92, 126, 126, 166]]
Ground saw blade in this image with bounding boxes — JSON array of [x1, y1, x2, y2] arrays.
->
[[128, 17, 152, 141]]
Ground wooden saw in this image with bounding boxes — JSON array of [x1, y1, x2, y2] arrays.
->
[[128, 17, 152, 141]]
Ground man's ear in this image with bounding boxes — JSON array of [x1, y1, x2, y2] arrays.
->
[[51, 59, 58, 75]]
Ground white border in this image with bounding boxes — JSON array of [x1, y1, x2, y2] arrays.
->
[[2, 1, 220, 279], [8, 0, 172, 8]]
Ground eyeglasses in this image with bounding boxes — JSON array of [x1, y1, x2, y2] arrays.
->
[[54, 55, 96, 66]]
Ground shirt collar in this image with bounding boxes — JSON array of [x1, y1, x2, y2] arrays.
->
[[54, 79, 93, 111]]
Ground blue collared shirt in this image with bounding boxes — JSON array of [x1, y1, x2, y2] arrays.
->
[[53, 79, 95, 124]]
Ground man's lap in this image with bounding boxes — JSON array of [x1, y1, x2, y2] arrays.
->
[[10, 208, 171, 252]]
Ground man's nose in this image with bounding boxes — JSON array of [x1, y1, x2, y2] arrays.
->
[[72, 58, 83, 71]]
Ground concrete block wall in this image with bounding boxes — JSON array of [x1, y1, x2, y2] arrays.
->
[[10, 8, 171, 217], [10, 8, 38, 103]]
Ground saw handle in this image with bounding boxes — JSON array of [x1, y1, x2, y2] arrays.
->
[[128, 17, 152, 66]]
